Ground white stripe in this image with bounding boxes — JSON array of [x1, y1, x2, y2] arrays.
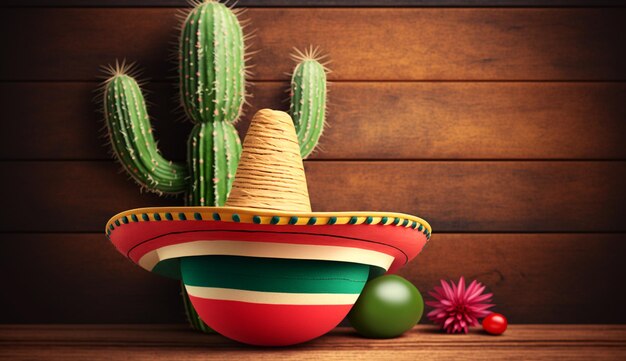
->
[[185, 285, 360, 305], [138, 240, 394, 271]]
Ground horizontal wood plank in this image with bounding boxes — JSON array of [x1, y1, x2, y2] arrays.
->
[[3, 82, 626, 160], [1, 233, 624, 323], [5, 1, 626, 7], [2, 325, 625, 361], [2, 344, 625, 361], [4, 324, 626, 345], [1, 8, 625, 81], [1, 161, 624, 232]]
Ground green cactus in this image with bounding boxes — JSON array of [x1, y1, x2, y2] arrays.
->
[[101, 0, 328, 333], [104, 73, 189, 193], [290, 47, 329, 159]]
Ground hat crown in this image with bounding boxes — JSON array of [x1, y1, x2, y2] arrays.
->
[[225, 109, 312, 212]]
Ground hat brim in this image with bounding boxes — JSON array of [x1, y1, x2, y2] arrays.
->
[[106, 206, 431, 277]]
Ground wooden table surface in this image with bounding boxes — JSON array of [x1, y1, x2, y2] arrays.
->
[[1, 325, 625, 360]]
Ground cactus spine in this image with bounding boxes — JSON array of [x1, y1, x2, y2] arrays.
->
[[101, 0, 328, 333]]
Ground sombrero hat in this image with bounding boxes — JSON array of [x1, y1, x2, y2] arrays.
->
[[106, 109, 431, 346]]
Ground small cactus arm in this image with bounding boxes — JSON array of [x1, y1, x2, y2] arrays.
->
[[290, 46, 329, 159], [103, 69, 189, 194], [101, 0, 328, 334]]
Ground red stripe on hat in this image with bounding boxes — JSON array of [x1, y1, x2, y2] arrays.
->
[[188, 295, 351, 346], [111, 221, 426, 273]]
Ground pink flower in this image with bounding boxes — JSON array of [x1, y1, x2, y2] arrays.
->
[[426, 277, 494, 334]]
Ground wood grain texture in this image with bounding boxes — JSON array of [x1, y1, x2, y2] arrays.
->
[[2, 345, 624, 361], [1, 161, 624, 232], [1, 8, 625, 81], [2, 1, 625, 330], [4, 324, 626, 344], [5, 0, 626, 7], [1, 325, 625, 360], [3, 82, 626, 160], [1, 233, 624, 323]]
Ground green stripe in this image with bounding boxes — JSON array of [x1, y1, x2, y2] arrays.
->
[[152, 258, 181, 279], [180, 255, 369, 294]]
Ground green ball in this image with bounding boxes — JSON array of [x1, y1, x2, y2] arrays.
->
[[348, 274, 424, 338]]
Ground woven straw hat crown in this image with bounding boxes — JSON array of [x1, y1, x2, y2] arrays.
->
[[225, 109, 312, 212]]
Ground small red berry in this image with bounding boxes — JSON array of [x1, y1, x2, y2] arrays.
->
[[482, 313, 507, 335]]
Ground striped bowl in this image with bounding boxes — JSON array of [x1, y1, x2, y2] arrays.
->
[[106, 206, 431, 346]]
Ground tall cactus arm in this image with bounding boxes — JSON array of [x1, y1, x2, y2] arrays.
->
[[290, 47, 328, 159], [180, 1, 246, 124], [103, 73, 189, 194]]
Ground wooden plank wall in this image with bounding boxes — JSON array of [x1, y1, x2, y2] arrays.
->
[[1, 1, 625, 324]]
